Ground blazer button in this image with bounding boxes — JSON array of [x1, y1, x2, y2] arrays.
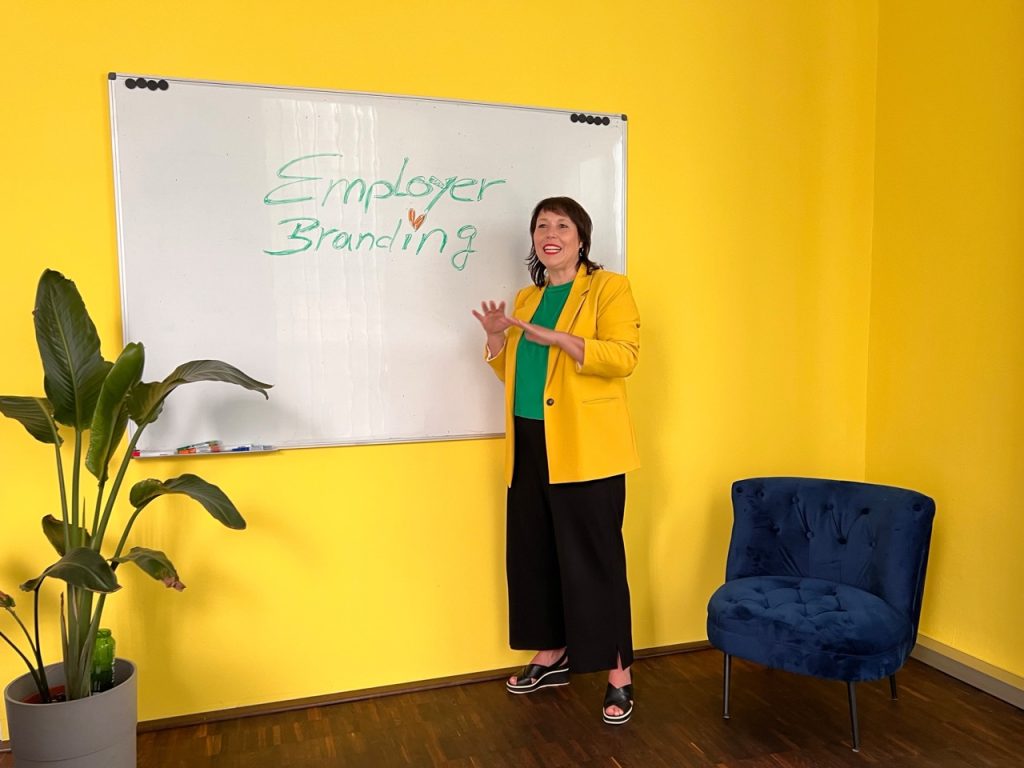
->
[[546, 398, 554, 406]]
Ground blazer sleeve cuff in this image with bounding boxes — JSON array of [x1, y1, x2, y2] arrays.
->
[[484, 340, 506, 362]]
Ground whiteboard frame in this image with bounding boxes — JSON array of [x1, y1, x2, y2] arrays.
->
[[108, 73, 628, 450]]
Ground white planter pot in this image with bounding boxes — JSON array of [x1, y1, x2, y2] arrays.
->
[[4, 658, 137, 768]]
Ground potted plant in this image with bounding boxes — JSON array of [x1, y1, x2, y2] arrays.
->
[[0, 269, 270, 767]]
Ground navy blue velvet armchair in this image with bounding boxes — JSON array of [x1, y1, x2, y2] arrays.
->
[[706, 477, 935, 751]]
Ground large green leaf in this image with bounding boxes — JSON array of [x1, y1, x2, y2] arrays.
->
[[129, 474, 246, 530], [127, 360, 271, 426], [19, 547, 120, 594], [41, 514, 91, 556], [86, 342, 145, 481], [115, 547, 185, 590], [0, 396, 61, 444], [33, 270, 112, 429]]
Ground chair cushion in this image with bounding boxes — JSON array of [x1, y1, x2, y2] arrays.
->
[[707, 575, 914, 682]]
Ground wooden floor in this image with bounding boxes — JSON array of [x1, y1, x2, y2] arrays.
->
[[4, 650, 1023, 767]]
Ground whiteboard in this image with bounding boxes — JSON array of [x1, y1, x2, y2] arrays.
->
[[108, 74, 626, 451]]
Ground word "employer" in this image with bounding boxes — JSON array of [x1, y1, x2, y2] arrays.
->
[[264, 154, 506, 214]]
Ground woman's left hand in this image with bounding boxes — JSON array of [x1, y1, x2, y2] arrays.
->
[[510, 318, 557, 346], [510, 318, 585, 364]]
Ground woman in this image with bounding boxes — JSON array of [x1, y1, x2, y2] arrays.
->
[[472, 196, 641, 725]]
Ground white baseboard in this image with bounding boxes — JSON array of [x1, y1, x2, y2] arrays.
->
[[912, 634, 1024, 710]]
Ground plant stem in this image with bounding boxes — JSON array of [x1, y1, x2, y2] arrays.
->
[[64, 585, 100, 700], [90, 477, 108, 543], [64, 586, 79, 697], [71, 429, 84, 545], [0, 629, 47, 702], [48, 417, 71, 555], [78, 593, 109, 697], [111, 504, 149, 563], [31, 588, 51, 697], [59, 593, 69, 673], [93, 426, 146, 551], [70, 590, 97, 700], [12, 606, 39, 657]]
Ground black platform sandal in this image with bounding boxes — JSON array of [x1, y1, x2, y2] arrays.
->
[[505, 651, 570, 694], [602, 682, 634, 725]]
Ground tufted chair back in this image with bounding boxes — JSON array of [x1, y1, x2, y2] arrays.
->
[[726, 477, 935, 640]]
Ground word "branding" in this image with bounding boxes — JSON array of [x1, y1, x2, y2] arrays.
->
[[268, 217, 478, 271]]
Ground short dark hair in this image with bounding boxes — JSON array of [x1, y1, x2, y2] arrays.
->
[[526, 197, 603, 286]]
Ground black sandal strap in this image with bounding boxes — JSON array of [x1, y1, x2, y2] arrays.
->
[[516, 651, 569, 684], [603, 682, 634, 710], [515, 663, 545, 684]]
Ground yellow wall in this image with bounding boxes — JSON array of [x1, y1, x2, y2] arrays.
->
[[867, 0, 1024, 677], [2, 1, 877, 727]]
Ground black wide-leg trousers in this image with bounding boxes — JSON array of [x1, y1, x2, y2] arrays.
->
[[506, 416, 634, 673]]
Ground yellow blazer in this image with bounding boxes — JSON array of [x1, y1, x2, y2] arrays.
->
[[487, 266, 641, 486]]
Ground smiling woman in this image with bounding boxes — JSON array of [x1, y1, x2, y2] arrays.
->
[[526, 199, 599, 288], [533, 210, 585, 285], [471, 196, 641, 726]]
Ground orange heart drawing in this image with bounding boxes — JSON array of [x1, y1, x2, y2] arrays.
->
[[407, 208, 426, 231]]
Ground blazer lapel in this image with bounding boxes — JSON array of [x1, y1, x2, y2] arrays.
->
[[545, 267, 592, 386], [554, 266, 592, 334], [515, 286, 544, 322], [507, 285, 543, 373]]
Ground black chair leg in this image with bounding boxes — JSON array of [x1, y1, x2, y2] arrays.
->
[[723, 653, 731, 719], [889, 673, 898, 700], [847, 681, 860, 752]]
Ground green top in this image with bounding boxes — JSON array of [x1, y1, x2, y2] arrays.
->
[[513, 281, 574, 420]]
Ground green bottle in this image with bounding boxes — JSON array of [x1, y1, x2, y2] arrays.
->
[[91, 628, 116, 693]]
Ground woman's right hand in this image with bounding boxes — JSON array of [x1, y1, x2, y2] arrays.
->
[[472, 300, 513, 358], [472, 300, 513, 336]]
